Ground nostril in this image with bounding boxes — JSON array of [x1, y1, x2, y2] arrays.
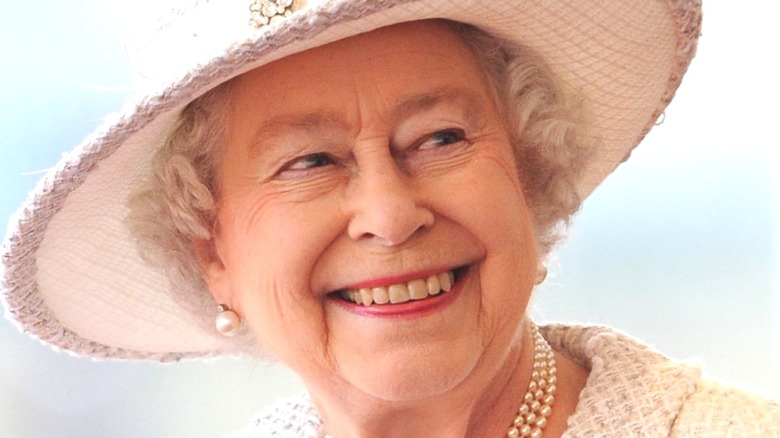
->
[[347, 204, 434, 245]]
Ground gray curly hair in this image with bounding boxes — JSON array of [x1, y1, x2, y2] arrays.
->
[[128, 20, 592, 342]]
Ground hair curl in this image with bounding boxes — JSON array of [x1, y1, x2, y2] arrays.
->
[[127, 83, 235, 343], [128, 20, 593, 346]]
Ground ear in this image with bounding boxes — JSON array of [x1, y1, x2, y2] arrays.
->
[[192, 235, 232, 305]]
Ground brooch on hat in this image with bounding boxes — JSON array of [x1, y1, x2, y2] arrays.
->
[[249, 0, 295, 27]]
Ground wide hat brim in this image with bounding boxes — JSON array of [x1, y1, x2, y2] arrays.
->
[[1, 0, 701, 361]]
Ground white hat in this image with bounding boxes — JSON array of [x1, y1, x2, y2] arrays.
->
[[1, 0, 701, 361]]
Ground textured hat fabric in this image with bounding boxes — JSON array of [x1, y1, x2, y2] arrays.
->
[[1, 0, 702, 361]]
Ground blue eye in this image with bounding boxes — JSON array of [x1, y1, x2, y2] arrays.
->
[[285, 152, 334, 171], [420, 129, 466, 150]]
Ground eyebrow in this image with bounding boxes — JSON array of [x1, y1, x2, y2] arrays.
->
[[245, 86, 486, 157], [390, 86, 486, 126], [246, 112, 347, 158]]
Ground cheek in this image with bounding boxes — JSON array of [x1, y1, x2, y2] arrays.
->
[[220, 191, 337, 280], [482, 144, 537, 264], [456, 143, 534, 249], [217, 193, 345, 360], [453, 142, 537, 316]]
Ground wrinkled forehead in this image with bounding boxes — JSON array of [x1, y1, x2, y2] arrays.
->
[[225, 19, 496, 116]]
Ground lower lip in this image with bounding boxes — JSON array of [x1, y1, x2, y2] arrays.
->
[[332, 268, 468, 319]]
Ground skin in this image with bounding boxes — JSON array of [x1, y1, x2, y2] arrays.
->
[[198, 20, 587, 438]]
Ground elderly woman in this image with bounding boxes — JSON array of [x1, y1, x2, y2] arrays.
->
[[2, 0, 779, 437]]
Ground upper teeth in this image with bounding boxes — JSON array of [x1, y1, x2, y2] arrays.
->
[[340, 271, 455, 306]]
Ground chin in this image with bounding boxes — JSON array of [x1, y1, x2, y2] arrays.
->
[[342, 336, 486, 403]]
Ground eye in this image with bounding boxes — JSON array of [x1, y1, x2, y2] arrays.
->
[[281, 152, 335, 173], [417, 128, 467, 150]]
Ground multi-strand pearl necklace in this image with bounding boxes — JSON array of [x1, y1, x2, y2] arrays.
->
[[507, 323, 557, 438], [325, 324, 556, 438]]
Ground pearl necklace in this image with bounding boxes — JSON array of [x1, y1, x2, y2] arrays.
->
[[324, 324, 556, 438], [507, 323, 557, 438]]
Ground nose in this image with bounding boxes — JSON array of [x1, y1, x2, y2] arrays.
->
[[346, 153, 434, 246]]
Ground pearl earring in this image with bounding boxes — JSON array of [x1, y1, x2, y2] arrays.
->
[[215, 304, 241, 337], [535, 263, 548, 285]]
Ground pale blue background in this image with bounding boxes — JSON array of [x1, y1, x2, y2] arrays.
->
[[1, 2, 778, 437]]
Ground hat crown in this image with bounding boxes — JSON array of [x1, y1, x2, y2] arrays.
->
[[121, 0, 317, 89]]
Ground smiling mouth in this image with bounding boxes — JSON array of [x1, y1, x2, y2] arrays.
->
[[336, 268, 465, 306]]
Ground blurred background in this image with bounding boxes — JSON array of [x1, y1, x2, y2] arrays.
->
[[1, 1, 778, 437]]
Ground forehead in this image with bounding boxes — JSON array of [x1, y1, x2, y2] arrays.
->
[[227, 20, 493, 122]]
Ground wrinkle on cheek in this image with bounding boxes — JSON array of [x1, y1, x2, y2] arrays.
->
[[249, 273, 333, 363], [475, 273, 528, 354], [222, 186, 329, 241], [471, 143, 534, 351], [220, 194, 274, 241], [412, 145, 477, 178], [273, 176, 346, 204], [477, 147, 525, 198]]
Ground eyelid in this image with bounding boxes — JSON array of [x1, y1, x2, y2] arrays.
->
[[393, 113, 472, 152], [278, 152, 329, 172], [397, 126, 468, 156], [271, 150, 347, 183], [416, 128, 467, 149]]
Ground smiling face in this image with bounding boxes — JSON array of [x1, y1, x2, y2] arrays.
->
[[199, 20, 539, 403]]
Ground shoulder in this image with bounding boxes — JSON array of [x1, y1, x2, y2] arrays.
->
[[542, 324, 700, 436], [223, 393, 324, 438], [540, 323, 780, 436], [672, 380, 780, 436]]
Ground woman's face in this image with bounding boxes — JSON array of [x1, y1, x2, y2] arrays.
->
[[202, 20, 538, 402]]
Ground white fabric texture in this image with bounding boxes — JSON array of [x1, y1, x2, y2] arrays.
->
[[225, 324, 780, 437]]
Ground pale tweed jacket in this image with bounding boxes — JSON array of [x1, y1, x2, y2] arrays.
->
[[226, 324, 780, 437]]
